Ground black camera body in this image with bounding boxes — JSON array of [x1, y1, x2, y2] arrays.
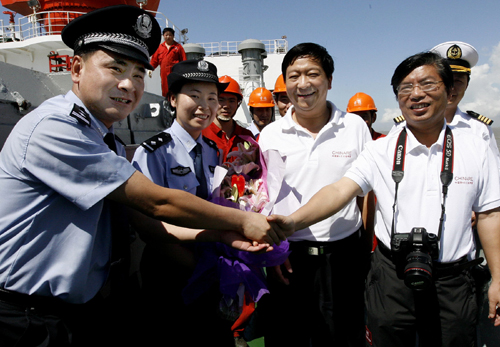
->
[[391, 227, 439, 290]]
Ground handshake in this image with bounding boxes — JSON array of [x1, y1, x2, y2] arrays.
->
[[228, 212, 295, 253]]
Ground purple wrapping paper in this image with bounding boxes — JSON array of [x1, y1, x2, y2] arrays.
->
[[182, 240, 290, 304], [182, 138, 290, 305]]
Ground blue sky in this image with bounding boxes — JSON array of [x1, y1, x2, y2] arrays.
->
[[154, 0, 500, 131], [1, 0, 499, 131]]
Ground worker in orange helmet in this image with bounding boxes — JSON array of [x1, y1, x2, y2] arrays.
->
[[273, 74, 292, 117], [347, 92, 386, 140], [202, 75, 255, 162], [247, 87, 275, 137], [347, 92, 382, 253]]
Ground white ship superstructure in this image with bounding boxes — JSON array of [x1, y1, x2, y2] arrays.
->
[[0, 8, 287, 145]]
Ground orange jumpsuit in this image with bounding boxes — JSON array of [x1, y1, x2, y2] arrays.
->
[[150, 40, 186, 96]]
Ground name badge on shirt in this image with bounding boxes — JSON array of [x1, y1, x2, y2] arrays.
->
[[171, 166, 192, 176]]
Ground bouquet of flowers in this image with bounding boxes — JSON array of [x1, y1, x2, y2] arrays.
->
[[182, 134, 289, 340], [218, 138, 269, 213]]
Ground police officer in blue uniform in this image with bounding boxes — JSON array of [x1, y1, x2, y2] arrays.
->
[[0, 5, 286, 346], [132, 59, 237, 347], [132, 61, 225, 195]]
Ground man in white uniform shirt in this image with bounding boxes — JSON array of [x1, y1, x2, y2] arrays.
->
[[259, 42, 373, 347], [431, 39, 500, 347], [431, 41, 498, 158], [391, 41, 499, 168], [270, 51, 500, 347]]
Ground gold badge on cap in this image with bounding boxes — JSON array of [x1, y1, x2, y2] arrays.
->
[[447, 44, 462, 60], [197, 60, 209, 72], [134, 14, 152, 39]]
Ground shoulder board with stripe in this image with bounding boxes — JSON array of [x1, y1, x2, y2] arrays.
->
[[466, 110, 493, 126], [202, 136, 219, 152], [141, 132, 172, 153], [393, 115, 405, 124], [69, 104, 91, 127]]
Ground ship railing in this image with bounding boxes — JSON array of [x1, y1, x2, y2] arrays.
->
[[0, 17, 21, 43], [0, 10, 188, 44], [0, 11, 86, 41], [0, 19, 4, 42], [146, 10, 189, 45], [198, 39, 288, 57]]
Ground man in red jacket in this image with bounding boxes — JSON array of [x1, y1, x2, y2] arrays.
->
[[150, 27, 186, 96]]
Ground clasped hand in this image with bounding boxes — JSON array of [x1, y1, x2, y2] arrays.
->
[[236, 213, 295, 251]]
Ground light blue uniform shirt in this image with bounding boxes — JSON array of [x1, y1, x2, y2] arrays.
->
[[132, 120, 219, 196], [0, 91, 136, 303]]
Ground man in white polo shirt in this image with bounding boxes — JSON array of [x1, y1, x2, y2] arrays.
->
[[259, 42, 373, 347], [270, 51, 500, 347]]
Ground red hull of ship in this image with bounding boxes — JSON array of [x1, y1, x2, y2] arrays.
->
[[1, 0, 160, 33]]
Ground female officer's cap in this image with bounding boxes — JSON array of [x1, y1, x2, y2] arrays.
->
[[167, 60, 229, 94]]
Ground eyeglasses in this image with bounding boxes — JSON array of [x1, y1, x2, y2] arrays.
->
[[397, 81, 444, 96]]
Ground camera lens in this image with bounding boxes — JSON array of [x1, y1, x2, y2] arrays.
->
[[403, 251, 433, 290]]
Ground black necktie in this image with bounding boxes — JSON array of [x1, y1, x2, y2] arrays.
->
[[194, 143, 208, 199], [104, 132, 117, 154], [102, 132, 130, 297]]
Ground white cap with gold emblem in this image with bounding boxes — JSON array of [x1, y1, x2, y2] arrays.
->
[[430, 41, 478, 74]]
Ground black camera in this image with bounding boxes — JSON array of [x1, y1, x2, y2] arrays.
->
[[391, 227, 439, 290]]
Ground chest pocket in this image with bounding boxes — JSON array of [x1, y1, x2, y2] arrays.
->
[[167, 165, 198, 193]]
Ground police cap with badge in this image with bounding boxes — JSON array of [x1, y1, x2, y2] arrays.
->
[[167, 59, 229, 95], [61, 5, 161, 70]]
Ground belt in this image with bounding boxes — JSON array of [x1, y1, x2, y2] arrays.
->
[[434, 257, 484, 277], [0, 288, 72, 313], [376, 239, 394, 259], [376, 238, 483, 277], [291, 229, 361, 256]]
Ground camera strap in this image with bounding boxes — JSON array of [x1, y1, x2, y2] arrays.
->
[[390, 126, 454, 241]]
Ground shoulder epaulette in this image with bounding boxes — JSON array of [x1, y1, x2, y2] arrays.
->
[[141, 132, 172, 153], [466, 110, 493, 126], [69, 104, 91, 127], [202, 136, 219, 152], [393, 115, 405, 124]]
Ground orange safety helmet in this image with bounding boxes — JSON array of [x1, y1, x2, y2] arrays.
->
[[273, 74, 286, 94], [346, 92, 377, 113], [219, 75, 243, 100], [248, 87, 275, 107]]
